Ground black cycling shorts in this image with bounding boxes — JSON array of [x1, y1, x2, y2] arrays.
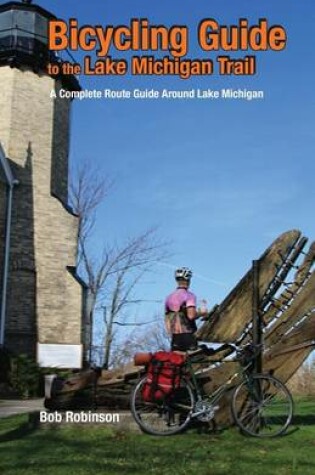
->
[[171, 333, 197, 351]]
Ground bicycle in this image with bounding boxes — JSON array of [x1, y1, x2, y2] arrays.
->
[[130, 343, 294, 437]]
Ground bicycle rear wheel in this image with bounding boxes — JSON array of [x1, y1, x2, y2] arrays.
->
[[130, 376, 195, 436], [232, 374, 293, 438]]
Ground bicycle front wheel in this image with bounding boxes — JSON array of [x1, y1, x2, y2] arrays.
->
[[232, 374, 293, 438], [130, 376, 195, 436]]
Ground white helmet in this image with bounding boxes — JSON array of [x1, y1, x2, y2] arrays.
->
[[175, 267, 193, 281]]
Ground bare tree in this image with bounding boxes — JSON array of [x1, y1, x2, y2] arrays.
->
[[69, 162, 113, 263], [69, 163, 168, 368], [110, 317, 170, 368]]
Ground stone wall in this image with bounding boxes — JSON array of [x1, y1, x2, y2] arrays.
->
[[0, 66, 84, 363]]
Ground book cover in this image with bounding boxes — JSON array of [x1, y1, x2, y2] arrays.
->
[[0, 0, 314, 472]]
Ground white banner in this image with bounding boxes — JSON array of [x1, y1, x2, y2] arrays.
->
[[37, 343, 82, 369]]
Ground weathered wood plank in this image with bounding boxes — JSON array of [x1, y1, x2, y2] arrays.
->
[[265, 271, 315, 346], [263, 242, 315, 325], [264, 347, 314, 385], [59, 370, 97, 392], [263, 311, 315, 383], [197, 230, 301, 342]]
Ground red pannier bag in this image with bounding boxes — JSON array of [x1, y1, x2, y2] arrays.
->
[[142, 351, 186, 402]]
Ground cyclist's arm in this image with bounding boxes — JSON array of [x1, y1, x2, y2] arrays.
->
[[186, 293, 202, 320]]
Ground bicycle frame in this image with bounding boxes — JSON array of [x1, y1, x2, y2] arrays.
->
[[183, 353, 255, 410], [130, 345, 293, 437]]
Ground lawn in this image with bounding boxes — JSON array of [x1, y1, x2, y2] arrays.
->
[[0, 398, 314, 475]]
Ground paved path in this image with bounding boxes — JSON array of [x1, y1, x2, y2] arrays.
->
[[0, 399, 44, 418]]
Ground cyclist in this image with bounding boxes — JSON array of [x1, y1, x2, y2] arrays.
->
[[165, 267, 208, 351]]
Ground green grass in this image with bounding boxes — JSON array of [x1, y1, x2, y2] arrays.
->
[[0, 399, 315, 475]]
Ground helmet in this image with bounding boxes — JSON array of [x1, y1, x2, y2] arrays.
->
[[175, 267, 192, 281]]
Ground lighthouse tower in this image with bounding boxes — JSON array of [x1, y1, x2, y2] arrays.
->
[[0, 1, 86, 367]]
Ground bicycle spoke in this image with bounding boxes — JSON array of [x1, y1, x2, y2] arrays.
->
[[232, 375, 293, 437], [131, 376, 194, 436]]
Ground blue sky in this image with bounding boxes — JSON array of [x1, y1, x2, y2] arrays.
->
[[37, 0, 315, 322]]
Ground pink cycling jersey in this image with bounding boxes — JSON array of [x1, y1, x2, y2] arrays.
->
[[165, 288, 196, 312], [165, 288, 197, 334]]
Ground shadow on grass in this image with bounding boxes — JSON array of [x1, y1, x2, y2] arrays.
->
[[292, 414, 315, 426], [0, 412, 41, 443], [0, 423, 37, 443], [0, 422, 157, 474]]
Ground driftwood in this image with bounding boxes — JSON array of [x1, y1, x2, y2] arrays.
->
[[197, 230, 302, 342], [45, 229, 315, 427], [263, 242, 315, 326], [265, 273, 315, 346]]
